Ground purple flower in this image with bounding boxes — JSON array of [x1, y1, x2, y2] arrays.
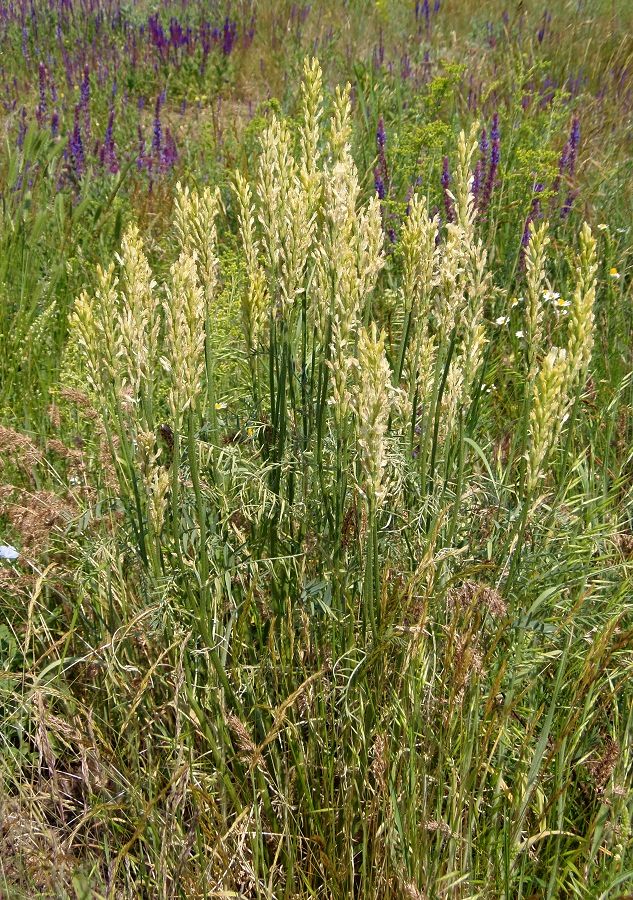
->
[[491, 114, 500, 157], [376, 116, 386, 151], [169, 17, 186, 50], [161, 126, 178, 170], [51, 110, 59, 137], [36, 62, 47, 126], [374, 168, 386, 200], [567, 115, 580, 176], [200, 20, 212, 57], [375, 116, 389, 192], [479, 127, 489, 158], [560, 189, 578, 220], [552, 116, 581, 203], [79, 65, 90, 146], [222, 17, 237, 56], [152, 90, 164, 156], [244, 12, 256, 47], [69, 105, 85, 177], [472, 160, 483, 202], [481, 114, 500, 213], [148, 14, 168, 59], [17, 106, 27, 150], [537, 11, 551, 43], [99, 106, 119, 173]]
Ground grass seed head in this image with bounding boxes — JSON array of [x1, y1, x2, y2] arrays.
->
[[355, 323, 394, 506]]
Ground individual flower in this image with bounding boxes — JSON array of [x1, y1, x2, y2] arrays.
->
[[552, 296, 571, 314]]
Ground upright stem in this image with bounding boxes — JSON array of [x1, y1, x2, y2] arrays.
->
[[363, 495, 379, 644]]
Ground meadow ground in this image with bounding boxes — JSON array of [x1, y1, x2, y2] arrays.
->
[[0, 1, 632, 897]]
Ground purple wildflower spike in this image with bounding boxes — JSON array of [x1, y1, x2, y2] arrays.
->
[[148, 14, 168, 60], [376, 116, 389, 192], [152, 90, 164, 156], [472, 160, 483, 203], [567, 116, 580, 176], [481, 114, 500, 213], [222, 17, 237, 56], [376, 116, 386, 152], [79, 65, 90, 146], [100, 107, 119, 173], [36, 62, 47, 126], [480, 127, 489, 158], [244, 13, 256, 47], [560, 189, 578, 219], [17, 106, 27, 150], [137, 124, 147, 171], [161, 126, 178, 170], [69, 105, 85, 177], [374, 168, 386, 200]]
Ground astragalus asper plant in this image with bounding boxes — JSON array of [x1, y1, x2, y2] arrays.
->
[[60, 58, 632, 900]]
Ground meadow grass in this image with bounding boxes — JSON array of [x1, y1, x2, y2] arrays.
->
[[1, 2, 633, 898]]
